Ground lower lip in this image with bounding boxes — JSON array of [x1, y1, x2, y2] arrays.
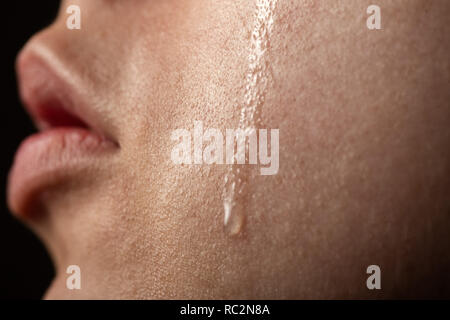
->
[[8, 128, 117, 217]]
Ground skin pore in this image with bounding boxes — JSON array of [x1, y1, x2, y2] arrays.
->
[[9, 0, 450, 298]]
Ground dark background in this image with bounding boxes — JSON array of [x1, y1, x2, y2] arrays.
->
[[2, 1, 60, 299]]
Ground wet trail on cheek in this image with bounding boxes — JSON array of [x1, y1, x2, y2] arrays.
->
[[222, 0, 278, 236]]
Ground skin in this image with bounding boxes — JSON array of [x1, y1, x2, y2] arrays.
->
[[9, 0, 450, 299]]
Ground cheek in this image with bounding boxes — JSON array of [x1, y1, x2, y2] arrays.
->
[[66, 0, 450, 298], [237, 0, 450, 296]]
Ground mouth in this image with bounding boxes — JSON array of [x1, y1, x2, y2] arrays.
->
[[7, 49, 119, 218]]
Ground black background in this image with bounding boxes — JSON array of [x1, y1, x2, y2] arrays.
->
[[2, 1, 60, 299]]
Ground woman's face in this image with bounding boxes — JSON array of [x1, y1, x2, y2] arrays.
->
[[8, 0, 450, 298]]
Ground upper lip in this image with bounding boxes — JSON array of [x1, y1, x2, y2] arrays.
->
[[8, 42, 120, 217], [16, 43, 119, 145]]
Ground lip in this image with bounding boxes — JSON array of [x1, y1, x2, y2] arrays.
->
[[7, 47, 119, 218]]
